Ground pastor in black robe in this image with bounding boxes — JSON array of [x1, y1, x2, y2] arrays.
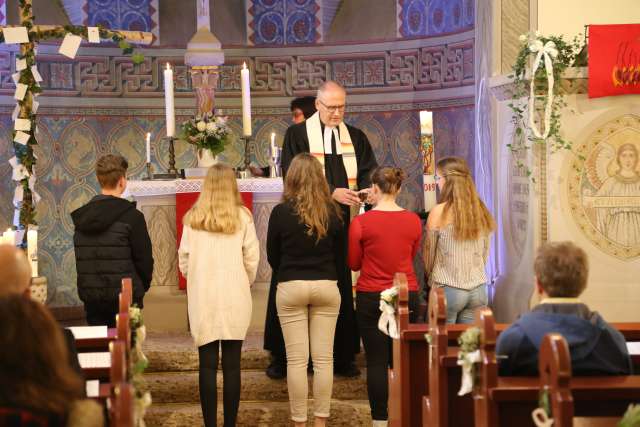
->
[[263, 119, 378, 367]]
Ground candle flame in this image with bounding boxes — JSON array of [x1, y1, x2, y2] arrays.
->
[[166, 63, 171, 70], [146, 132, 151, 140], [242, 62, 247, 70]]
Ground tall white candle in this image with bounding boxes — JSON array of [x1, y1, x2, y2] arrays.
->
[[146, 132, 151, 163], [27, 228, 37, 277], [270, 132, 276, 154], [240, 62, 252, 136], [164, 63, 175, 137]]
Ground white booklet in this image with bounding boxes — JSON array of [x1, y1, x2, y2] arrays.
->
[[68, 325, 108, 339], [78, 352, 111, 369], [626, 341, 640, 355]]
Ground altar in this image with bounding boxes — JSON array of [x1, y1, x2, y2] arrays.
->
[[127, 177, 283, 332]]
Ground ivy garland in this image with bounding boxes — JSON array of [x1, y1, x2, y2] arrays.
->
[[3, 0, 145, 235], [507, 32, 583, 180]]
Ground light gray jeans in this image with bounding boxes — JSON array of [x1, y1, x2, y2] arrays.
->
[[276, 280, 341, 422]]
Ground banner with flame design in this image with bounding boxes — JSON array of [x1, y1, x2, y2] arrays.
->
[[589, 24, 640, 98]]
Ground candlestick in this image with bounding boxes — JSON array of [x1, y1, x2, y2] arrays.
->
[[27, 228, 37, 277], [164, 63, 175, 137], [240, 62, 251, 137], [146, 132, 151, 164]]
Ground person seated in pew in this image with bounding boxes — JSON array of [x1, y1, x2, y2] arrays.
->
[[424, 156, 496, 323], [496, 241, 633, 376], [71, 154, 154, 327], [0, 295, 104, 427], [347, 166, 422, 427], [0, 244, 83, 379]]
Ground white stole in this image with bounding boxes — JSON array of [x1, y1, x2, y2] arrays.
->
[[306, 111, 358, 189]]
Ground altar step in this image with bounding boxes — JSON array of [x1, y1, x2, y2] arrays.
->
[[143, 332, 371, 426]]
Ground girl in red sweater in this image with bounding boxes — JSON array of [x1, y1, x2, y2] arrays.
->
[[347, 166, 422, 427]]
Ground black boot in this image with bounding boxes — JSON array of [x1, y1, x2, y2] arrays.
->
[[265, 353, 286, 379]]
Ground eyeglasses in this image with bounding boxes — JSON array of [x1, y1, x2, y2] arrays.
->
[[318, 99, 346, 113]]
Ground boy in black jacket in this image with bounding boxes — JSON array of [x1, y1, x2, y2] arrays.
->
[[72, 154, 154, 327]]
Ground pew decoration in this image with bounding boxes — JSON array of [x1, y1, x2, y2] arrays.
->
[[619, 404, 640, 427], [128, 305, 152, 427], [531, 391, 554, 427], [456, 326, 481, 396], [378, 285, 399, 339]]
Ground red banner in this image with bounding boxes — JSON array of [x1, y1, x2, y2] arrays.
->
[[176, 192, 253, 290], [589, 24, 640, 98]]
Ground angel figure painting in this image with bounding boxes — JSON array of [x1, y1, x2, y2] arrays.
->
[[581, 127, 640, 251]]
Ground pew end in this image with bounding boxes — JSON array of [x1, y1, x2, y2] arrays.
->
[[121, 278, 132, 309], [539, 333, 574, 427]]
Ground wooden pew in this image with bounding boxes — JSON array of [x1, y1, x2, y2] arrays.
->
[[107, 340, 134, 426], [538, 333, 574, 427], [121, 278, 133, 309], [473, 308, 640, 427], [82, 312, 130, 381]]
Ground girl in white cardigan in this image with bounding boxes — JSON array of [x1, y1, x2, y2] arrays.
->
[[178, 164, 260, 427]]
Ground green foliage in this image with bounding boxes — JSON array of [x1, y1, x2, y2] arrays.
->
[[619, 404, 640, 427], [179, 112, 232, 156], [508, 32, 584, 178], [458, 326, 481, 353]]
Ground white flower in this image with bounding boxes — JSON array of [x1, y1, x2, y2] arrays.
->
[[380, 286, 398, 304], [196, 121, 206, 132], [206, 122, 216, 132], [519, 34, 527, 42], [535, 30, 541, 38]]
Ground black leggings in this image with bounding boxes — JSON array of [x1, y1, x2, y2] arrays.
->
[[198, 340, 243, 427], [356, 291, 419, 421]]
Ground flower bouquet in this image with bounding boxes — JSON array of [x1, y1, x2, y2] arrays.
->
[[179, 112, 231, 164]]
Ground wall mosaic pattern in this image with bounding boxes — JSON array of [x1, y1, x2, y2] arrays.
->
[[0, 39, 474, 98], [0, 109, 427, 306], [83, 0, 159, 43], [0, 0, 6, 26], [433, 105, 476, 177], [398, 0, 474, 38], [247, 0, 321, 46]]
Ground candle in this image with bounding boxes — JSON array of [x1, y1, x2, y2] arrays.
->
[[240, 62, 252, 136], [270, 132, 276, 155], [27, 228, 37, 277], [164, 63, 175, 137], [146, 132, 151, 163]]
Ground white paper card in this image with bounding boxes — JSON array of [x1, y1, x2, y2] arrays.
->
[[14, 131, 30, 145], [627, 342, 640, 355], [78, 352, 111, 369], [13, 185, 23, 204], [88, 27, 100, 43], [68, 325, 108, 339], [16, 58, 27, 71], [11, 72, 20, 84], [14, 118, 31, 131], [14, 83, 27, 100], [3, 27, 29, 44], [58, 34, 82, 59], [32, 100, 39, 114], [11, 104, 20, 121], [30, 65, 43, 82], [86, 380, 100, 398]]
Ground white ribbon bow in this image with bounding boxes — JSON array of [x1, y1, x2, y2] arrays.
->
[[457, 349, 481, 396], [134, 391, 152, 427], [528, 39, 558, 139], [531, 407, 554, 427], [378, 300, 399, 339]]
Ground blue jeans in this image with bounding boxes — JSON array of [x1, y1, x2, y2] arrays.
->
[[441, 284, 488, 324]]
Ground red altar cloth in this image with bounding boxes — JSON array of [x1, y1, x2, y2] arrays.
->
[[175, 192, 253, 290]]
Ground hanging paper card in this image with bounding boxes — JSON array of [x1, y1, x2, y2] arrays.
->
[[14, 83, 28, 100], [32, 100, 39, 114], [88, 27, 100, 43], [14, 119, 31, 131], [16, 58, 27, 71], [11, 105, 20, 121], [14, 131, 30, 145], [30, 66, 43, 82], [58, 34, 82, 59], [11, 72, 20, 84], [13, 186, 23, 204], [3, 27, 29, 44]]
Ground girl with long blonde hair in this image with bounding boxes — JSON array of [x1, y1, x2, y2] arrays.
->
[[424, 156, 495, 324], [267, 153, 342, 427], [178, 164, 260, 427]]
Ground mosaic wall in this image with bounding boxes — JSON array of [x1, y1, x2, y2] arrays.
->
[[83, 0, 160, 43], [247, 0, 321, 45], [0, 0, 6, 26], [0, 39, 474, 98], [0, 109, 429, 306], [398, 0, 474, 38], [433, 104, 476, 177]]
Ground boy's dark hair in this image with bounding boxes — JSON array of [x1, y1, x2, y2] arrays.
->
[[534, 241, 589, 298], [96, 154, 128, 189], [290, 96, 317, 119]]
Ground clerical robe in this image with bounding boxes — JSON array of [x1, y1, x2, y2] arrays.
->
[[263, 118, 378, 364]]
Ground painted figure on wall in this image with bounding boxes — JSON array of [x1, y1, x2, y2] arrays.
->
[[593, 143, 640, 247]]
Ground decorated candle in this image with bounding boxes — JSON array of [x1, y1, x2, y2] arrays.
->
[[27, 228, 37, 277], [164, 64, 175, 137], [240, 62, 251, 136], [270, 132, 276, 155]]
